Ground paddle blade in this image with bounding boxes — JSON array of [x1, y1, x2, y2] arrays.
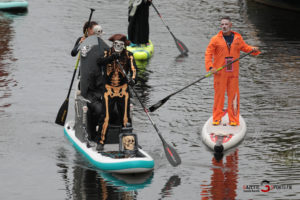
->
[[174, 38, 188, 56], [149, 96, 170, 112], [163, 142, 181, 167], [55, 99, 69, 126]]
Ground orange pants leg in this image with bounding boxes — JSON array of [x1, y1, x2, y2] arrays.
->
[[213, 75, 227, 122], [227, 76, 240, 124]]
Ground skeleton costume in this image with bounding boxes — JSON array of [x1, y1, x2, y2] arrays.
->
[[97, 34, 137, 147]]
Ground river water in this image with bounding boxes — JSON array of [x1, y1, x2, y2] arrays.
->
[[1, 0, 300, 199]]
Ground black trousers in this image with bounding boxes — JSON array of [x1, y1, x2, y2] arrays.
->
[[86, 98, 103, 141], [99, 84, 131, 144]]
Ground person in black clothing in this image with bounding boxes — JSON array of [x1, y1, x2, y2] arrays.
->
[[128, 0, 152, 46], [72, 21, 109, 141], [96, 34, 137, 150], [71, 21, 98, 57]]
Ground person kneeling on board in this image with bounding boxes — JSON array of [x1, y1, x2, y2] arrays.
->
[[96, 34, 137, 151], [76, 22, 109, 142], [205, 16, 260, 126]]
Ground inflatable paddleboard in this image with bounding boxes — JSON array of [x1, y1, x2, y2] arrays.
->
[[60, 35, 154, 174], [126, 40, 154, 60], [0, 0, 28, 11], [64, 121, 155, 174], [201, 112, 246, 152]]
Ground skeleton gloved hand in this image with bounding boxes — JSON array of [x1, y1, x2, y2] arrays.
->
[[128, 78, 136, 86], [111, 52, 120, 60]]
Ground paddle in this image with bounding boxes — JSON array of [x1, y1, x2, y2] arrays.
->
[[55, 8, 95, 126], [151, 3, 188, 55], [116, 60, 181, 167], [160, 175, 181, 199], [148, 50, 255, 112]]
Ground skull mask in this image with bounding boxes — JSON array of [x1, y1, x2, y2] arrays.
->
[[93, 25, 104, 37], [122, 135, 135, 151], [113, 40, 125, 53]]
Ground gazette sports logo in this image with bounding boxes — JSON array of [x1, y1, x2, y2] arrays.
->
[[260, 180, 273, 192], [243, 180, 292, 193]]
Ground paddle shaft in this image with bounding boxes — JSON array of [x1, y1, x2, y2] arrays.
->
[[67, 8, 95, 99], [205, 50, 254, 77], [151, 3, 174, 38], [84, 8, 95, 37], [151, 3, 188, 54], [172, 50, 253, 97], [55, 8, 95, 126], [127, 82, 171, 148], [149, 50, 254, 112], [116, 60, 165, 139], [66, 56, 80, 98], [116, 60, 181, 166]]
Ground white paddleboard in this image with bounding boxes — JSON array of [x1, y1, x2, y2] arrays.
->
[[201, 112, 246, 152]]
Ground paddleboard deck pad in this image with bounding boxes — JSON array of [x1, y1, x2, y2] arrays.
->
[[64, 121, 154, 174], [126, 40, 154, 60], [201, 113, 246, 152]]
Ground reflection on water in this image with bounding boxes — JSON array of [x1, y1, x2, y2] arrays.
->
[[240, 0, 300, 64], [201, 149, 239, 200], [130, 60, 153, 125], [159, 175, 181, 199], [244, 0, 300, 39], [240, 0, 300, 156], [99, 172, 153, 192], [56, 146, 183, 199], [56, 148, 154, 200], [0, 11, 27, 115], [135, 59, 151, 98], [0, 14, 13, 113]]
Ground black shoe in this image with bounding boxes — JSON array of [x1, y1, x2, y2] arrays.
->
[[96, 143, 104, 151]]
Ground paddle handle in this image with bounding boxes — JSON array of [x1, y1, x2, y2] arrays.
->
[[84, 8, 95, 37]]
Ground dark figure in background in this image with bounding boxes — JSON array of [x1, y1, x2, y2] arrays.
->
[[96, 34, 137, 150], [71, 21, 98, 57], [128, 0, 152, 46]]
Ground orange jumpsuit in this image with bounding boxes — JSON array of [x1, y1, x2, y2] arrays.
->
[[205, 31, 260, 124]]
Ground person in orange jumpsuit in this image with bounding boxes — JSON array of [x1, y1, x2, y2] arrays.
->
[[205, 16, 260, 126]]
